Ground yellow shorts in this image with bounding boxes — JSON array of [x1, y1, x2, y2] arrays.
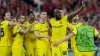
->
[[36, 47, 51, 56], [12, 44, 25, 56], [26, 42, 36, 56], [51, 42, 68, 56], [0, 46, 12, 56], [72, 47, 94, 56]]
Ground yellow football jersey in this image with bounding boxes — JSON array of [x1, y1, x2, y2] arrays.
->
[[25, 21, 36, 44], [50, 15, 69, 42], [69, 22, 82, 49], [13, 25, 24, 44], [12, 25, 25, 56], [50, 15, 69, 56], [34, 22, 50, 48], [0, 20, 12, 46]]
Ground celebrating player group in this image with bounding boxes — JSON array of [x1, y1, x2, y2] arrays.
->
[[0, 0, 100, 56]]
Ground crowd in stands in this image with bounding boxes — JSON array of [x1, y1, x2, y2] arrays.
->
[[0, 0, 100, 32]]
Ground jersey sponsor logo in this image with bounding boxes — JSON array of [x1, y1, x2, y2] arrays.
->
[[40, 30, 48, 33], [52, 25, 63, 28]]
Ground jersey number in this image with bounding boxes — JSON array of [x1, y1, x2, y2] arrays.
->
[[0, 28, 4, 37]]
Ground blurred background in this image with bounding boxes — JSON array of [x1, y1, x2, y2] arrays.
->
[[0, 0, 100, 56], [0, 0, 100, 32]]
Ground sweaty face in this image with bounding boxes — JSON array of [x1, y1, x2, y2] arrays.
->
[[5, 13, 11, 21], [40, 12, 47, 20], [55, 10, 61, 20]]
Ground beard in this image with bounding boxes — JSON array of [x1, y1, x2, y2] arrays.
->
[[55, 16, 61, 20]]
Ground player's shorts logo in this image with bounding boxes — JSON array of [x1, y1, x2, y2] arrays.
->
[[63, 51, 67, 55]]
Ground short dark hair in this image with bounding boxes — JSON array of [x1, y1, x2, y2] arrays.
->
[[27, 11, 34, 16], [54, 9, 60, 16], [54, 9, 60, 12], [20, 14, 26, 19], [82, 15, 88, 22], [40, 10, 47, 14], [2, 12, 11, 20]]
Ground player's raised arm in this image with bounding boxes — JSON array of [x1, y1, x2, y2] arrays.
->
[[68, 0, 85, 20]]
